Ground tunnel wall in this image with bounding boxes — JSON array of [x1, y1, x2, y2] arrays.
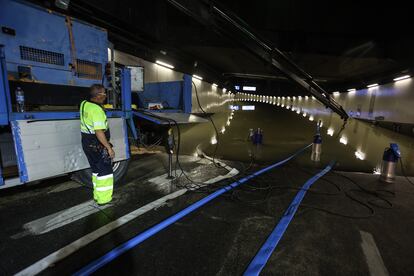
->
[[332, 79, 414, 124], [113, 50, 184, 83], [113, 50, 233, 113], [272, 78, 414, 125], [191, 79, 233, 114]]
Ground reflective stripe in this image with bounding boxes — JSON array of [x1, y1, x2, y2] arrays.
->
[[95, 186, 113, 192], [82, 129, 95, 134], [97, 174, 113, 180], [93, 121, 106, 127]]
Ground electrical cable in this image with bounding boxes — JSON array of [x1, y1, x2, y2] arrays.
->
[[332, 171, 393, 208], [298, 171, 397, 219], [138, 80, 254, 193], [228, 163, 340, 208], [229, 161, 397, 219], [140, 110, 208, 191], [192, 81, 222, 169]]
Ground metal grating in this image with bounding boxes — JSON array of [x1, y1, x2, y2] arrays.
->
[[76, 59, 102, 80], [20, 46, 64, 66]]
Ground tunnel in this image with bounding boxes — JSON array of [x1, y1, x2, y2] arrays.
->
[[1, 0, 414, 275]]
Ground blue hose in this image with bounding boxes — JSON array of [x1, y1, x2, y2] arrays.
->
[[74, 144, 312, 276], [244, 161, 335, 276]]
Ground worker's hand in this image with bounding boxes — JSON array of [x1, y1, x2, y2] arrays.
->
[[107, 147, 115, 159]]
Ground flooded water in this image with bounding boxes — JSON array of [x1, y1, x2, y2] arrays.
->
[[178, 101, 414, 176]]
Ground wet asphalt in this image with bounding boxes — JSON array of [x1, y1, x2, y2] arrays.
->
[[1, 102, 414, 275]]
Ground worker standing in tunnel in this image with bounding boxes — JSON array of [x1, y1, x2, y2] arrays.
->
[[80, 84, 115, 205]]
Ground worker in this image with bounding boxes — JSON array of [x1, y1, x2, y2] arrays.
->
[[80, 84, 115, 205]]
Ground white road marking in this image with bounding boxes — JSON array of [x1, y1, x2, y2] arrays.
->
[[12, 200, 110, 238], [16, 189, 188, 276], [360, 231, 389, 276], [197, 158, 212, 165], [148, 170, 186, 185], [203, 168, 239, 184], [47, 181, 80, 194], [16, 158, 239, 275]]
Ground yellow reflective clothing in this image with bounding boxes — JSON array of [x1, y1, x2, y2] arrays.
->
[[80, 100, 113, 205]]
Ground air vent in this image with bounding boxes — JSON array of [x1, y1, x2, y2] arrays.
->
[[20, 46, 64, 66], [76, 59, 102, 80]]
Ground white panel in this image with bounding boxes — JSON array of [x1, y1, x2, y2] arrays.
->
[[128, 66, 144, 92], [16, 118, 127, 182]]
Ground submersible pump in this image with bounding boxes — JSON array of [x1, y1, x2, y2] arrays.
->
[[379, 143, 400, 183]]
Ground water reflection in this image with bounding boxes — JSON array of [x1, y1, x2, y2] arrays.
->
[[178, 98, 414, 176]]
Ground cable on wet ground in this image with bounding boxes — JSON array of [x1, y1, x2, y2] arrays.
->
[[73, 144, 311, 276], [243, 162, 335, 276]]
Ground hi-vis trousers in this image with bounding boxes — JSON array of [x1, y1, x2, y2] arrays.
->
[[82, 138, 113, 204]]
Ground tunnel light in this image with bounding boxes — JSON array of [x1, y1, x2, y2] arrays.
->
[[226, 120, 231, 126], [327, 128, 334, 136], [296, 109, 301, 114], [156, 60, 175, 69], [210, 136, 218, 145], [286, 105, 291, 110], [347, 88, 356, 92], [212, 83, 218, 87], [332, 91, 340, 96], [367, 83, 378, 88], [281, 104, 284, 107], [339, 136, 348, 145], [222, 88, 227, 93], [309, 116, 314, 121], [305, 96, 309, 99], [319, 121, 323, 127], [55, 0, 70, 10], [193, 74, 203, 80], [221, 127, 226, 134], [393, 75, 411, 82], [298, 96, 302, 100], [302, 112, 307, 117], [311, 96, 315, 100], [355, 150, 365, 160]]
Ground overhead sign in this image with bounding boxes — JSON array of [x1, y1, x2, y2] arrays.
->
[[242, 105, 255, 110], [242, 86, 256, 91]]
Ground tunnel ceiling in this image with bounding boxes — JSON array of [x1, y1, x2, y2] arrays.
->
[[31, 0, 414, 95]]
